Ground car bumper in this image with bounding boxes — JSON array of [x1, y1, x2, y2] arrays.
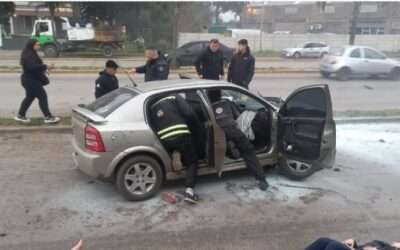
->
[[72, 138, 107, 179], [280, 51, 293, 57], [320, 64, 340, 73]]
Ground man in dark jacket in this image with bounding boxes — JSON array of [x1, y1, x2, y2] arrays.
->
[[227, 39, 255, 89], [131, 47, 169, 82], [95, 60, 119, 99], [207, 90, 269, 191], [195, 39, 224, 80], [150, 94, 202, 204]]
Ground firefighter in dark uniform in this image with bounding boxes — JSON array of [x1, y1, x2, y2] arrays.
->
[[208, 90, 269, 191], [95, 60, 119, 99], [150, 94, 201, 203], [131, 47, 169, 82]]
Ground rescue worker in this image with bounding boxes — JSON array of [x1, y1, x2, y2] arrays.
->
[[150, 94, 201, 203], [130, 47, 169, 82], [94, 60, 119, 99], [227, 39, 255, 89], [208, 90, 269, 191], [195, 39, 224, 80]]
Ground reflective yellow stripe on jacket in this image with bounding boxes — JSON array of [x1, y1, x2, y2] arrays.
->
[[158, 124, 191, 140]]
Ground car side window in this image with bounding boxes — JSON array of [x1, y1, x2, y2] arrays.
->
[[364, 48, 386, 60], [349, 48, 361, 58], [219, 89, 265, 111], [189, 43, 204, 53], [304, 43, 312, 48], [282, 88, 326, 118]]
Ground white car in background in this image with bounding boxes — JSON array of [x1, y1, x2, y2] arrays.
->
[[281, 42, 329, 58], [320, 46, 400, 81]]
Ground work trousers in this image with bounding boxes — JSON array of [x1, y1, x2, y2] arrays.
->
[[222, 125, 266, 181], [18, 83, 52, 117], [162, 135, 198, 188]]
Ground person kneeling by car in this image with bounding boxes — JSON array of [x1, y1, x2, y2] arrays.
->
[[208, 90, 269, 191], [150, 94, 202, 203]]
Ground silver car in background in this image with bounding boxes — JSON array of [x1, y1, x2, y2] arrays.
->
[[320, 46, 400, 81], [281, 42, 329, 58]]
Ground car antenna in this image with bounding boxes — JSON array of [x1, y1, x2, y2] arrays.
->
[[124, 69, 138, 87]]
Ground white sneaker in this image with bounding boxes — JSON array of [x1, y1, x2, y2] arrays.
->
[[44, 116, 60, 124], [14, 115, 31, 123]]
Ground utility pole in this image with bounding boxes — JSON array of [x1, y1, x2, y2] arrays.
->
[[259, 4, 265, 52]]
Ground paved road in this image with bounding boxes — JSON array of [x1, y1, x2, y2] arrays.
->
[[0, 73, 399, 117], [0, 122, 399, 249]]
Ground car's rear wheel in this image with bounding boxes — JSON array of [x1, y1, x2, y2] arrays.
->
[[279, 158, 316, 180], [293, 52, 301, 59], [336, 67, 351, 81], [320, 71, 330, 78], [116, 155, 163, 201], [390, 67, 400, 80]]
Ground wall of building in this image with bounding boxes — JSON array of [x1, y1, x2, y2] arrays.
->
[[178, 32, 400, 52]]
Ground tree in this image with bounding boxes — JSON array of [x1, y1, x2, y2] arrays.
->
[[214, 2, 247, 26], [0, 2, 15, 33]]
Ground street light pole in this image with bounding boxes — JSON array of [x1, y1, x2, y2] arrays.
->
[[259, 4, 265, 52]]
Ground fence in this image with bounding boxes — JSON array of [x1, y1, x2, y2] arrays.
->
[[178, 33, 400, 52]]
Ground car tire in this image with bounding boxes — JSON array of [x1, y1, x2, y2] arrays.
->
[[116, 155, 163, 201], [102, 44, 113, 58], [390, 67, 400, 80], [320, 71, 330, 78], [43, 44, 59, 58], [279, 157, 316, 181], [293, 52, 301, 59], [336, 67, 351, 81]]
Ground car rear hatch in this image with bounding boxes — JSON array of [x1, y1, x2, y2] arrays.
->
[[72, 87, 139, 150]]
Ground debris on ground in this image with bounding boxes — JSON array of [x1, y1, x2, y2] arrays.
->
[[161, 192, 183, 204]]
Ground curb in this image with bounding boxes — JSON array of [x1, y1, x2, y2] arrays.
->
[[0, 125, 72, 134], [1, 116, 399, 134]]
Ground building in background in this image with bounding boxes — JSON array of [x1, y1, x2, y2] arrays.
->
[[8, 2, 73, 36], [243, 2, 400, 35]]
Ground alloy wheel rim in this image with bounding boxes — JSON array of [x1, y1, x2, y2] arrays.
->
[[124, 163, 156, 195]]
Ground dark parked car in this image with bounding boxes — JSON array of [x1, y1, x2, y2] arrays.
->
[[168, 41, 234, 68]]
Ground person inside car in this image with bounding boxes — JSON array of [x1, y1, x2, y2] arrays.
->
[[150, 93, 202, 204], [130, 46, 169, 82], [207, 90, 269, 191], [195, 39, 224, 80], [95, 60, 119, 99]]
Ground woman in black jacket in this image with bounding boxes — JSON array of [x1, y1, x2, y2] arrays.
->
[[15, 39, 60, 124]]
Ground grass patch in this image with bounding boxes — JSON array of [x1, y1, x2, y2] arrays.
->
[[0, 117, 71, 127]]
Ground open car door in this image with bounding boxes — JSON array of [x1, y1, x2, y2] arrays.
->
[[198, 91, 226, 177], [278, 84, 336, 180]]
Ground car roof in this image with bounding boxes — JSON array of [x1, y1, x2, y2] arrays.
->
[[130, 79, 238, 94]]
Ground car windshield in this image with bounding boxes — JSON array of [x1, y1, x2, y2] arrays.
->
[[86, 88, 139, 117], [328, 47, 345, 56]]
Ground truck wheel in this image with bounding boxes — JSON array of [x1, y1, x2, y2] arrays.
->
[[116, 155, 163, 201], [103, 45, 113, 57], [279, 158, 316, 181], [43, 45, 58, 58]]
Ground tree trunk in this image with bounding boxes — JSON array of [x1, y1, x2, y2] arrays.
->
[[349, 2, 361, 45]]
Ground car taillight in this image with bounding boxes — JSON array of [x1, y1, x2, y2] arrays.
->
[[85, 126, 105, 152]]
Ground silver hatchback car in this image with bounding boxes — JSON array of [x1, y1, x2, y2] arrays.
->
[[72, 80, 336, 201], [320, 46, 400, 81]]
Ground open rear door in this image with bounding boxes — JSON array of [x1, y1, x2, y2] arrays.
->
[[198, 91, 226, 177], [278, 85, 336, 180]]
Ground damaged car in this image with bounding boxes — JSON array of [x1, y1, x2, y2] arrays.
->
[[72, 80, 336, 201]]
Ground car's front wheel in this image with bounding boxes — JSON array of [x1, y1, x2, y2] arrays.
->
[[293, 52, 301, 59], [336, 67, 351, 81], [320, 71, 330, 78], [279, 158, 316, 180], [116, 155, 163, 201], [390, 67, 400, 80]]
